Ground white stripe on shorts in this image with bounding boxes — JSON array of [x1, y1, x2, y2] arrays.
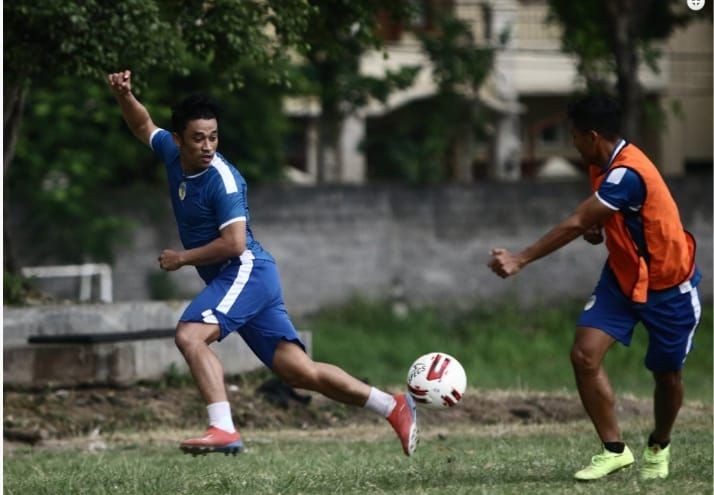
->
[[201, 309, 219, 325], [216, 250, 255, 314], [683, 287, 702, 362]]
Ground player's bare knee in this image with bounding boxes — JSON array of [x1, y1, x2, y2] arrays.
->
[[174, 331, 190, 354], [174, 326, 200, 354], [653, 370, 682, 388], [570, 346, 599, 373]]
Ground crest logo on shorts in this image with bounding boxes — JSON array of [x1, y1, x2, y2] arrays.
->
[[178, 182, 186, 201], [584, 295, 596, 311]]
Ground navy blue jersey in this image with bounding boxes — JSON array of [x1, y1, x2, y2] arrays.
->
[[150, 128, 273, 283]]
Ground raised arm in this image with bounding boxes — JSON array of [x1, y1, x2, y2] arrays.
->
[[488, 194, 615, 278], [107, 70, 158, 147]]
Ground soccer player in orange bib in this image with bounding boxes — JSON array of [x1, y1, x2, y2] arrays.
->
[[488, 94, 701, 481]]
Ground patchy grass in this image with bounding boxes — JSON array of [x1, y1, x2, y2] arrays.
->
[[5, 301, 711, 493], [4, 415, 711, 495]]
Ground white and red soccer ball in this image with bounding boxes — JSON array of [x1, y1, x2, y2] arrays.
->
[[406, 352, 467, 409]]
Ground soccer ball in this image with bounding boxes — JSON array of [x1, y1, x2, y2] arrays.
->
[[406, 352, 467, 409]]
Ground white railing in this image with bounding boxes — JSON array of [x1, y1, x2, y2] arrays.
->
[[21, 263, 113, 303]]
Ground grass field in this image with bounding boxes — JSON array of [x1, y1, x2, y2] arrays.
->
[[4, 301, 712, 494], [303, 299, 713, 401], [4, 415, 712, 495]]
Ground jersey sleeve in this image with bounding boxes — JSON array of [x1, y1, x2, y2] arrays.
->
[[211, 177, 247, 230], [595, 167, 645, 212], [149, 128, 179, 164]]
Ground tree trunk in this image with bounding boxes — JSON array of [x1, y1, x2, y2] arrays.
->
[[606, 0, 650, 144], [4, 82, 28, 173], [450, 101, 476, 183], [316, 105, 343, 184], [4, 81, 29, 275]]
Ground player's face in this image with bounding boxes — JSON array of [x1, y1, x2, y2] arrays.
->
[[175, 118, 219, 173], [570, 127, 598, 165]]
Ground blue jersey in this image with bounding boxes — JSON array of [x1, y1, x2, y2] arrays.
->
[[150, 128, 273, 283]]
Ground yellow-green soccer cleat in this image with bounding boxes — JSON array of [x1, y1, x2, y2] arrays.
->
[[574, 445, 634, 480], [640, 444, 670, 480]]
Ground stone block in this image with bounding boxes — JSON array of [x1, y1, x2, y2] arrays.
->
[[4, 331, 311, 387]]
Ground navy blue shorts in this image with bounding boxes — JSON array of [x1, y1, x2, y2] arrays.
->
[[577, 266, 702, 372], [180, 252, 304, 368]]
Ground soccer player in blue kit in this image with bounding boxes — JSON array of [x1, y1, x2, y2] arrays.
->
[[107, 70, 417, 457], [489, 95, 701, 481]]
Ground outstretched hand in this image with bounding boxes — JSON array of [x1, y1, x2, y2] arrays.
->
[[488, 248, 524, 279], [107, 70, 132, 97]]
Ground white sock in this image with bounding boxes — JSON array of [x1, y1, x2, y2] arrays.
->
[[206, 401, 236, 433], [364, 387, 397, 417]]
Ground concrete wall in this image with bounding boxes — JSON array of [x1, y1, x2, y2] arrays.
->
[[107, 178, 712, 314], [3, 302, 312, 386], [12, 178, 712, 314], [6, 178, 710, 386]]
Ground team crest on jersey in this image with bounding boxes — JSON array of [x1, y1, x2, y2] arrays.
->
[[178, 182, 186, 200]]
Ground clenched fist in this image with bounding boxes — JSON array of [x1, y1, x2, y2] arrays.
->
[[107, 70, 132, 97], [158, 249, 184, 271], [488, 248, 524, 279], [582, 224, 604, 245]]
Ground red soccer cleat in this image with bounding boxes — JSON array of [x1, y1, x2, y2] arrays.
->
[[180, 426, 244, 456], [387, 394, 418, 456]]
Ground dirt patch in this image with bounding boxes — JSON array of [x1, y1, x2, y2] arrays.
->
[[2, 371, 705, 447]]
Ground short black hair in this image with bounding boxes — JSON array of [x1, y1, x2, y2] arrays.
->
[[171, 93, 221, 135], [567, 94, 621, 139]]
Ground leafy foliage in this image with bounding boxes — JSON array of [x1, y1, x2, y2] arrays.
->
[[293, 0, 421, 180], [419, 13, 493, 94], [546, 0, 711, 141], [546, 0, 692, 87], [298, 0, 419, 110], [4, 0, 310, 87], [367, 94, 483, 184], [3, 0, 494, 272], [7, 77, 140, 263], [4, 1, 176, 84], [4, 1, 310, 270], [366, 12, 493, 184]]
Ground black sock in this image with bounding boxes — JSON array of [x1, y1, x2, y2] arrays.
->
[[603, 441, 625, 454], [648, 434, 670, 449]]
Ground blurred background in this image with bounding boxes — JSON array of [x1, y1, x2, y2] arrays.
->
[[3, 1, 712, 391]]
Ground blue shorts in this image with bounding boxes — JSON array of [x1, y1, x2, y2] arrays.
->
[[577, 265, 702, 372], [180, 252, 304, 369]]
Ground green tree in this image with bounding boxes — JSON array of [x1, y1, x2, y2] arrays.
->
[[366, 10, 494, 184], [4, 0, 311, 171], [418, 11, 493, 181], [547, 0, 712, 143], [297, 0, 420, 182], [3, 1, 311, 286]]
